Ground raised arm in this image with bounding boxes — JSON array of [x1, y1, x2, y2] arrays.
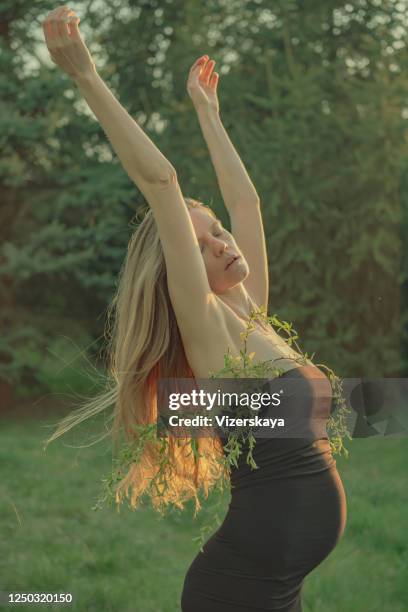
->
[[42, 9, 228, 350], [42, 6, 175, 192], [187, 56, 260, 210], [187, 57, 269, 309]]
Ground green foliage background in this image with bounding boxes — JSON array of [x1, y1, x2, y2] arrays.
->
[[2, 0, 408, 400], [1, 2, 408, 610]]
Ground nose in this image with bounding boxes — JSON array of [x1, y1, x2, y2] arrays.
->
[[215, 240, 228, 255]]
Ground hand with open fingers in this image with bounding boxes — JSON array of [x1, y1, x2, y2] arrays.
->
[[42, 5, 96, 80], [187, 55, 220, 114]]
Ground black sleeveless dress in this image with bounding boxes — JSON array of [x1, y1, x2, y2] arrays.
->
[[181, 364, 347, 611]]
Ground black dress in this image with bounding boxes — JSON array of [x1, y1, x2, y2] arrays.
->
[[181, 364, 347, 611]]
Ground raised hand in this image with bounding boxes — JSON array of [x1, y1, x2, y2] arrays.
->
[[42, 5, 96, 80], [187, 55, 220, 114]]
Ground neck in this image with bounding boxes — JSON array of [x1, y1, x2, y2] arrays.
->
[[217, 283, 254, 322], [217, 284, 273, 336]]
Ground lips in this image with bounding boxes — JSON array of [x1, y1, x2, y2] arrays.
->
[[225, 255, 239, 270]]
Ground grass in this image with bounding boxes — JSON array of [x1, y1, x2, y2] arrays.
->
[[0, 408, 407, 611]]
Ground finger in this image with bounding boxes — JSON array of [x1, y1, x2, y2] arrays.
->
[[187, 64, 203, 87], [193, 55, 208, 66], [68, 14, 82, 40], [43, 8, 59, 41], [201, 59, 215, 85], [210, 72, 219, 88], [48, 7, 67, 41], [57, 8, 74, 42], [43, 9, 63, 53], [190, 55, 208, 73], [193, 59, 210, 83], [68, 14, 81, 38]]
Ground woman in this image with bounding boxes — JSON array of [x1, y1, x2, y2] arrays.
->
[[43, 7, 347, 611]]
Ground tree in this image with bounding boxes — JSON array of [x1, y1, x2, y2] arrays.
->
[[1, 0, 408, 409]]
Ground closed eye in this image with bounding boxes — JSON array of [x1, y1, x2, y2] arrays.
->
[[200, 228, 226, 252]]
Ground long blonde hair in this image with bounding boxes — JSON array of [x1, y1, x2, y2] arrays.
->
[[44, 197, 268, 515]]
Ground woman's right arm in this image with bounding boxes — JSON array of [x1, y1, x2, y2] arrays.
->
[[43, 6, 175, 192], [73, 71, 175, 189], [42, 7, 227, 348]]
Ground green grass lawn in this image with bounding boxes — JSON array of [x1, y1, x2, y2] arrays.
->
[[0, 410, 407, 611]]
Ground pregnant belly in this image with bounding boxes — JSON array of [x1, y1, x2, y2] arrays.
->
[[218, 465, 347, 575]]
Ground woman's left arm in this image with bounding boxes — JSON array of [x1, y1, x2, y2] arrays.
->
[[187, 57, 268, 309], [187, 56, 260, 212]]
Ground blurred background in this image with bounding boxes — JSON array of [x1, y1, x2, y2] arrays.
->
[[1, 1, 407, 610]]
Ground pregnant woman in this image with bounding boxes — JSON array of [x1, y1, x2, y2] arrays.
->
[[43, 7, 347, 611]]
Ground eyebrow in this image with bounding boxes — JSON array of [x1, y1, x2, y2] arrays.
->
[[197, 220, 222, 243]]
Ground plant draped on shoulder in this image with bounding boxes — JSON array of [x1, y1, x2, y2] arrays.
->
[[92, 306, 352, 551]]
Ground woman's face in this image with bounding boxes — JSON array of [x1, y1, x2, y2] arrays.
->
[[189, 207, 249, 294]]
